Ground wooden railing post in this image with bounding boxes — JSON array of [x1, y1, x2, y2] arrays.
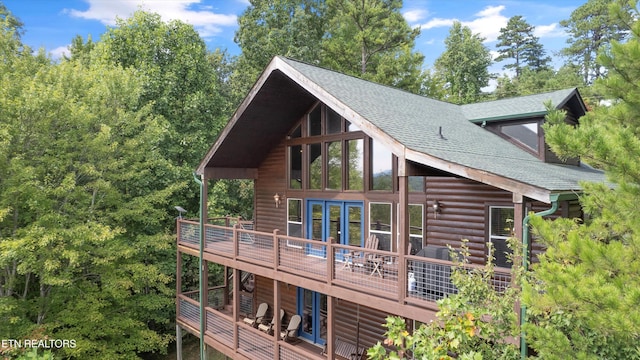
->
[[273, 229, 280, 271], [327, 237, 335, 284], [233, 224, 240, 259]]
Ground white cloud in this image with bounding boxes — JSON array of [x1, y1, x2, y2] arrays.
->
[[534, 23, 566, 38], [420, 18, 455, 30], [462, 5, 508, 42], [416, 5, 507, 42], [403, 9, 428, 23], [65, 0, 237, 39], [50, 45, 70, 60]]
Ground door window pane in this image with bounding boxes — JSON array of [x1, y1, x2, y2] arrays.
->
[[346, 139, 363, 191], [311, 203, 323, 240], [371, 139, 392, 191], [289, 145, 302, 189], [328, 204, 341, 243], [327, 141, 342, 190], [348, 205, 362, 246], [308, 143, 322, 189]]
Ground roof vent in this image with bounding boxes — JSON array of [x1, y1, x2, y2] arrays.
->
[[438, 126, 445, 140]]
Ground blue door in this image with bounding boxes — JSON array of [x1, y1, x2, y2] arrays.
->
[[298, 288, 327, 345], [305, 200, 364, 258]]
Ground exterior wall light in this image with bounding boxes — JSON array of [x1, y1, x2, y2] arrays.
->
[[274, 193, 282, 208], [433, 200, 442, 218]]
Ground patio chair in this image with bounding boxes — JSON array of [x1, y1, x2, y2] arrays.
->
[[242, 302, 268, 328], [280, 314, 302, 342], [258, 309, 285, 335], [343, 234, 379, 272]]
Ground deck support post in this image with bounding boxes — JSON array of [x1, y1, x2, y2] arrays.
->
[[273, 279, 281, 360], [327, 296, 335, 360], [176, 325, 182, 360], [398, 159, 409, 303]]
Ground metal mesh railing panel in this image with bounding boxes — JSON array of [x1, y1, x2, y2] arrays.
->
[[178, 296, 200, 329], [237, 326, 273, 360], [333, 247, 398, 296], [237, 230, 274, 263], [178, 222, 199, 247], [204, 225, 234, 254], [278, 238, 327, 278], [205, 309, 234, 347]]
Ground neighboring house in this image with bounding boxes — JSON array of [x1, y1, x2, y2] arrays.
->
[[175, 56, 605, 360]]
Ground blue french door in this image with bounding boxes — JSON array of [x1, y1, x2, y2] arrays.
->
[[305, 200, 364, 258], [298, 288, 327, 345]]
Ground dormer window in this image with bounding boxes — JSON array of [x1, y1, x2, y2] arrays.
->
[[500, 121, 540, 153]]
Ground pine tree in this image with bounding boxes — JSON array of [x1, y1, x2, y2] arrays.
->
[[524, 2, 640, 358], [495, 15, 550, 77]]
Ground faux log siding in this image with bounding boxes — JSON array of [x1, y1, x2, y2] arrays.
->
[[255, 140, 287, 233], [334, 299, 388, 351], [254, 275, 298, 324], [425, 176, 512, 264]]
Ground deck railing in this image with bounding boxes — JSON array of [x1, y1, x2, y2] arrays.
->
[[177, 219, 512, 306]]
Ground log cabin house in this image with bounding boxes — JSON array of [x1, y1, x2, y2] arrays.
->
[[175, 56, 605, 359]]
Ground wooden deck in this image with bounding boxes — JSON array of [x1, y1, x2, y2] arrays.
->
[[177, 220, 510, 307]]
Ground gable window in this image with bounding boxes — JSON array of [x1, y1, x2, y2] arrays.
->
[[308, 143, 322, 189], [371, 138, 392, 191], [289, 145, 302, 189], [488, 206, 514, 268], [370, 202, 392, 251], [346, 139, 364, 190], [287, 103, 375, 193], [308, 105, 322, 136], [326, 141, 342, 190]]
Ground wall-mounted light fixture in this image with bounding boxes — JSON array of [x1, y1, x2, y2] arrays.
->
[[273, 193, 282, 208], [432, 200, 442, 219]]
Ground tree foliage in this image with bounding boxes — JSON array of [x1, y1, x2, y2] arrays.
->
[[495, 16, 551, 77], [368, 241, 521, 360], [322, 0, 426, 93], [560, 0, 633, 84], [524, 2, 640, 358], [434, 22, 492, 104]]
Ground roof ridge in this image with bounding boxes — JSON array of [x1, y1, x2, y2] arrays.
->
[[278, 56, 458, 107]]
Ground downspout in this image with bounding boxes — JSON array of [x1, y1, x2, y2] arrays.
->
[[192, 172, 205, 360], [520, 193, 560, 360]]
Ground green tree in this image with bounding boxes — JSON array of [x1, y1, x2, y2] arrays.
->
[[434, 21, 492, 104], [230, 0, 326, 106], [93, 11, 228, 168], [368, 241, 521, 360], [0, 55, 177, 358], [560, 0, 632, 84], [322, 0, 426, 93], [496, 16, 551, 77], [493, 65, 583, 99], [524, 2, 640, 358]]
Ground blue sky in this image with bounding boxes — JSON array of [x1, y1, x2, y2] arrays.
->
[[4, 0, 584, 70]]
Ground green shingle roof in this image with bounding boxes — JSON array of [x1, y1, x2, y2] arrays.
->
[[461, 89, 579, 123], [278, 57, 605, 199]]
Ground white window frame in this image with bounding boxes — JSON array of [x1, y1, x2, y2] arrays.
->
[[287, 198, 304, 249]]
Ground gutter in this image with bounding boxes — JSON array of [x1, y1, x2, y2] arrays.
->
[[192, 172, 205, 360], [520, 192, 577, 360]]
